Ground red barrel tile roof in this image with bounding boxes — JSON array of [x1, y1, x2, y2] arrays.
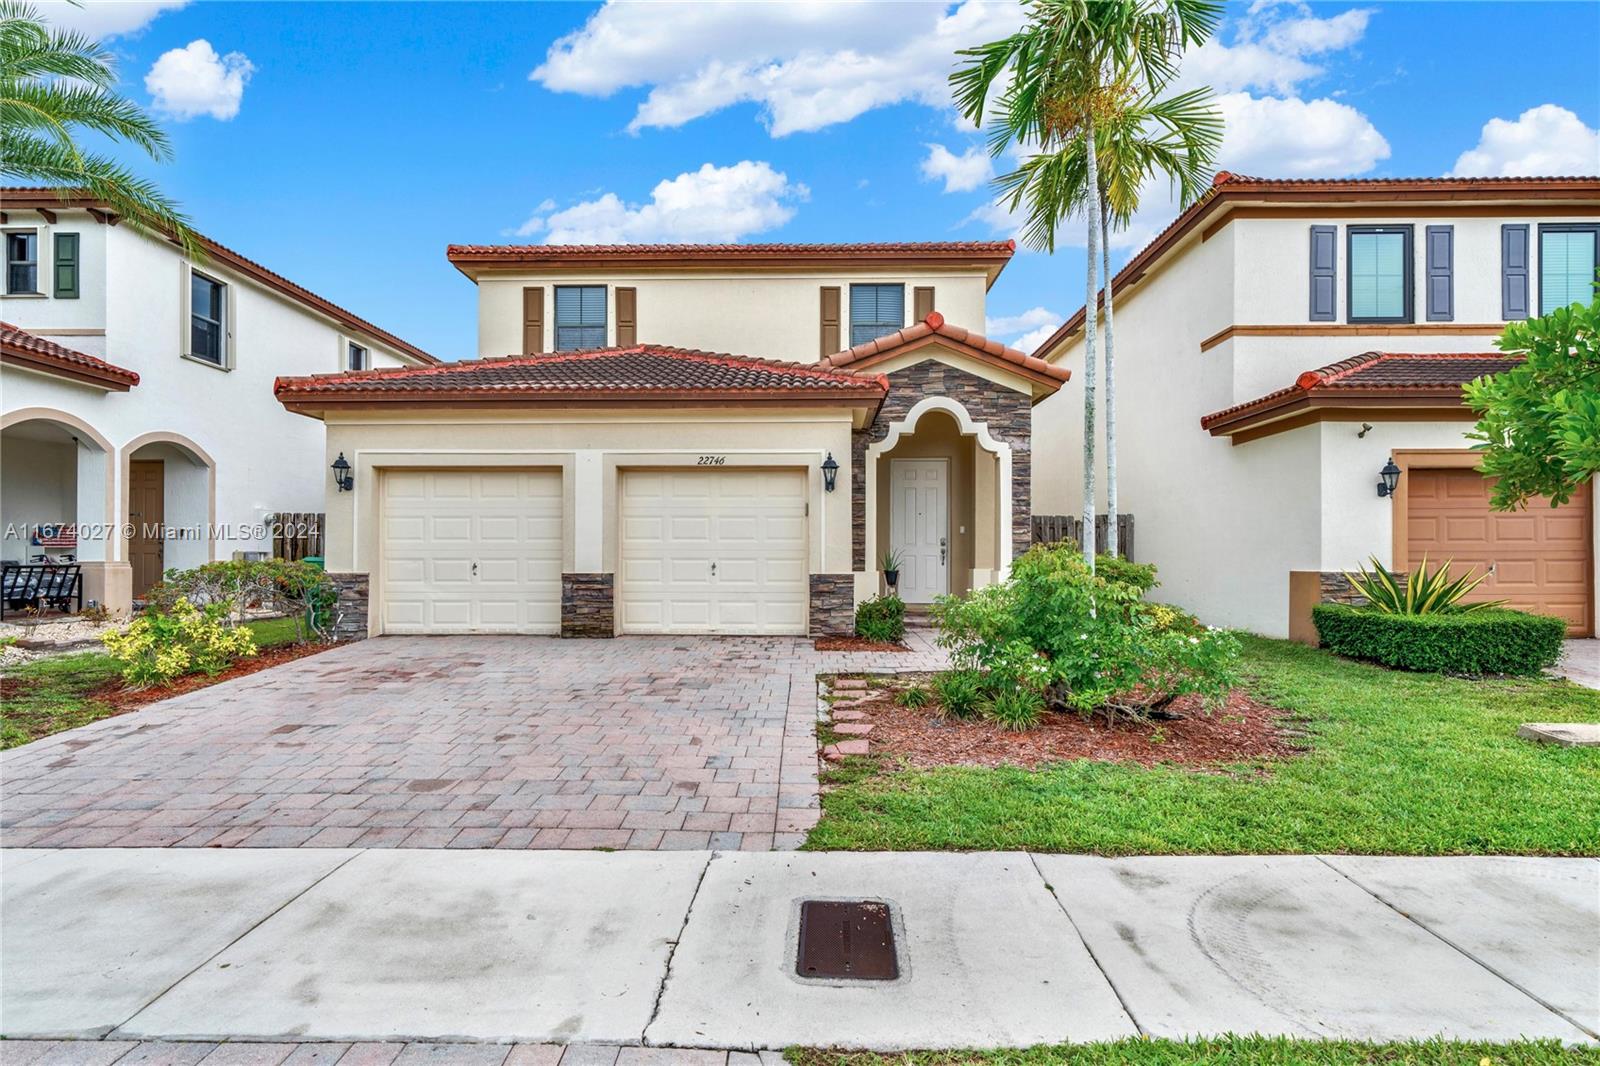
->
[[1, 322, 139, 390], [821, 312, 1071, 388]]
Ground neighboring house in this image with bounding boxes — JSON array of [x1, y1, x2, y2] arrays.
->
[[1, 188, 438, 616], [275, 241, 1069, 638], [1032, 173, 1600, 638]]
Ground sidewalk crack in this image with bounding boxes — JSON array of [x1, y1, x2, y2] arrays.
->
[[642, 849, 717, 1046], [1028, 853, 1146, 1037]]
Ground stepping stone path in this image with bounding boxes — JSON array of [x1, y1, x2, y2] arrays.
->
[[821, 679, 885, 760], [833, 723, 874, 736], [822, 739, 871, 759], [832, 709, 868, 721]]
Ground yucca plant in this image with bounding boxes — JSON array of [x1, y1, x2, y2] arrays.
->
[[1344, 555, 1504, 615]]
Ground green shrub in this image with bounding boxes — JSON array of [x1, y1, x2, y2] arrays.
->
[[934, 543, 1239, 722], [149, 559, 336, 642], [983, 686, 1045, 731], [101, 598, 258, 688], [896, 684, 930, 709], [932, 669, 985, 719], [1312, 603, 1565, 676], [855, 594, 906, 643], [1095, 554, 1158, 595]]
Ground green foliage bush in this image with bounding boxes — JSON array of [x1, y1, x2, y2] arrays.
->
[[933, 544, 1239, 722], [1094, 554, 1159, 595], [855, 594, 906, 643], [1312, 604, 1565, 676], [101, 598, 258, 688], [896, 684, 930, 709], [932, 669, 985, 719], [149, 559, 336, 642], [983, 686, 1045, 731]]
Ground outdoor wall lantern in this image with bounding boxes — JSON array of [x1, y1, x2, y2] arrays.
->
[[331, 452, 354, 493], [1376, 457, 1401, 499], [821, 452, 840, 493]]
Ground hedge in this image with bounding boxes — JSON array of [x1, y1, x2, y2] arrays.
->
[[1311, 603, 1566, 676], [856, 595, 906, 643]]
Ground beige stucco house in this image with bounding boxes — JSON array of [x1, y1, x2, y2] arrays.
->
[[1032, 173, 1600, 639], [274, 241, 1069, 638]]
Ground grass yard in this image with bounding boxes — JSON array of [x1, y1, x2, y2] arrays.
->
[[1, 616, 306, 750], [789, 1038, 1599, 1066], [805, 635, 1600, 855]]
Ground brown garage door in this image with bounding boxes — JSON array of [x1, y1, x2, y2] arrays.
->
[[1407, 469, 1593, 636]]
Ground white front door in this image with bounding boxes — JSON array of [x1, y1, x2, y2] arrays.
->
[[890, 458, 948, 603], [619, 468, 808, 634]]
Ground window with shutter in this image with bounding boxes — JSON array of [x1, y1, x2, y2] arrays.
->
[[1347, 226, 1412, 323], [1538, 224, 1599, 315], [52, 232, 79, 299], [1425, 225, 1453, 322], [4, 230, 39, 295], [849, 283, 905, 346], [523, 287, 544, 354], [554, 285, 606, 350], [1502, 225, 1531, 320], [1308, 226, 1337, 321]]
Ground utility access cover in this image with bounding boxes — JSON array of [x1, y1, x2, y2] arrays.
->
[[797, 900, 899, 980]]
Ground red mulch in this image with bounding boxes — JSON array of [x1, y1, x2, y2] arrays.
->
[[815, 636, 909, 652], [840, 688, 1305, 770], [92, 641, 333, 712]]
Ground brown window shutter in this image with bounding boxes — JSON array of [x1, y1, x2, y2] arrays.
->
[[522, 287, 544, 354], [820, 286, 841, 356], [913, 286, 935, 322], [616, 287, 637, 346]]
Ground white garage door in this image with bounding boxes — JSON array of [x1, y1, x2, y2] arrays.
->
[[620, 468, 808, 634], [381, 469, 563, 634]]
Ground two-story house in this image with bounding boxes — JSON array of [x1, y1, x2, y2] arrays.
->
[[1, 188, 438, 615], [274, 240, 1069, 638], [1032, 173, 1600, 638]]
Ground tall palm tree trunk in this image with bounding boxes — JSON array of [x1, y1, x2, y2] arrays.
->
[[1080, 115, 1100, 570], [1102, 201, 1118, 558]]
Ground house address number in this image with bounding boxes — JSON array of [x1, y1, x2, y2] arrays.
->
[[697, 455, 727, 465]]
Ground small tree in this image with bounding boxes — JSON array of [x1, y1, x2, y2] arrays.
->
[[1465, 295, 1599, 509]]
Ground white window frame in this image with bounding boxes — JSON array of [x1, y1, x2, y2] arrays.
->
[[181, 263, 235, 370], [4, 227, 43, 297], [346, 338, 369, 371]]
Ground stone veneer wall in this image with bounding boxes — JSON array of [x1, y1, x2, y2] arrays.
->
[[852, 361, 1032, 569], [561, 573, 616, 638], [329, 572, 370, 642], [1319, 571, 1374, 607], [809, 574, 855, 636]]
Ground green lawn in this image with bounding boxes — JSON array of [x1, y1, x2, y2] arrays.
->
[[789, 1038, 1598, 1066], [805, 635, 1600, 855], [1, 616, 306, 750]]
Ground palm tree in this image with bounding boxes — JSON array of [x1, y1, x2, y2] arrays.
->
[[953, 0, 1221, 568], [1, 0, 199, 257]]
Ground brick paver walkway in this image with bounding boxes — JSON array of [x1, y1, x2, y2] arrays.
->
[[1, 634, 945, 851]]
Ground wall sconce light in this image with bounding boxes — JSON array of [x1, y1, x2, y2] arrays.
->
[[1376, 457, 1401, 498], [331, 452, 354, 493], [821, 452, 839, 493]]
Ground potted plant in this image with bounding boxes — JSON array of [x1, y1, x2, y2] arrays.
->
[[880, 548, 903, 593]]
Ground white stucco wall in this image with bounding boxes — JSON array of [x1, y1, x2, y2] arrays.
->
[[475, 271, 990, 363], [0, 435, 75, 562]]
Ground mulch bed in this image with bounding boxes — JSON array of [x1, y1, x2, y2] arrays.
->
[[92, 641, 333, 712], [836, 687, 1305, 770], [815, 636, 909, 652]]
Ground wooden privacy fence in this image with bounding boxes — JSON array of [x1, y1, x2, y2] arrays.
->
[[269, 512, 324, 562], [1031, 513, 1134, 560]]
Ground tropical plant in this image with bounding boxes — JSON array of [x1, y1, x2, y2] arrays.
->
[[895, 684, 931, 709], [879, 547, 904, 573], [854, 594, 906, 644], [101, 597, 257, 688], [0, 0, 199, 256], [931, 668, 986, 720], [1343, 555, 1504, 616], [1466, 295, 1599, 510], [953, 0, 1222, 567], [984, 686, 1047, 732], [147, 559, 336, 642]]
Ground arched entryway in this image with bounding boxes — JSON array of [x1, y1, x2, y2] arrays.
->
[[121, 432, 217, 596]]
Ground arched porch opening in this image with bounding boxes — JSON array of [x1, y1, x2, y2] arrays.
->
[[121, 432, 217, 596]]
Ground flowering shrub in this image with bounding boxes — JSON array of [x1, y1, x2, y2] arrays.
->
[[932, 544, 1240, 723], [101, 598, 258, 688], [148, 559, 336, 642]]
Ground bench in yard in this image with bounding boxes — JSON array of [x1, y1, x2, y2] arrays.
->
[[1, 562, 84, 620]]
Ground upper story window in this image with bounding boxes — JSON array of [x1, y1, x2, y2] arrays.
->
[[1539, 224, 1599, 315], [347, 341, 368, 371], [1347, 226, 1412, 323], [189, 271, 228, 366], [849, 283, 905, 346], [554, 285, 606, 350], [5, 231, 39, 294]]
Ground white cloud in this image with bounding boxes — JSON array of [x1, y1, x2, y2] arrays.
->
[[35, 1, 187, 39], [530, 0, 1025, 136], [515, 161, 808, 244], [1449, 105, 1600, 177], [1010, 321, 1063, 354], [985, 306, 1061, 351], [921, 143, 993, 193], [144, 39, 253, 121], [1215, 92, 1390, 177]]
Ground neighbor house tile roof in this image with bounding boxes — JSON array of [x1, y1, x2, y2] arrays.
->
[[820, 312, 1071, 391], [274, 344, 889, 409], [0, 188, 440, 365], [1031, 171, 1600, 360], [1200, 351, 1521, 434], [1, 322, 139, 390]]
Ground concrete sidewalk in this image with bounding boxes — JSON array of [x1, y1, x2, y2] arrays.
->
[[2, 849, 1595, 1050]]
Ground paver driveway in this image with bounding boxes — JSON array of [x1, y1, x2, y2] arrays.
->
[[1, 634, 945, 851]]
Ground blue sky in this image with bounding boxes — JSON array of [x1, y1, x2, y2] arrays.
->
[[42, 0, 1600, 359]]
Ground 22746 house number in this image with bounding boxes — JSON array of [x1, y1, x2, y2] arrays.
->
[[697, 455, 727, 465]]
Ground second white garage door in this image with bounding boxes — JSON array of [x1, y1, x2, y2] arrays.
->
[[619, 468, 808, 634], [381, 469, 563, 634]]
